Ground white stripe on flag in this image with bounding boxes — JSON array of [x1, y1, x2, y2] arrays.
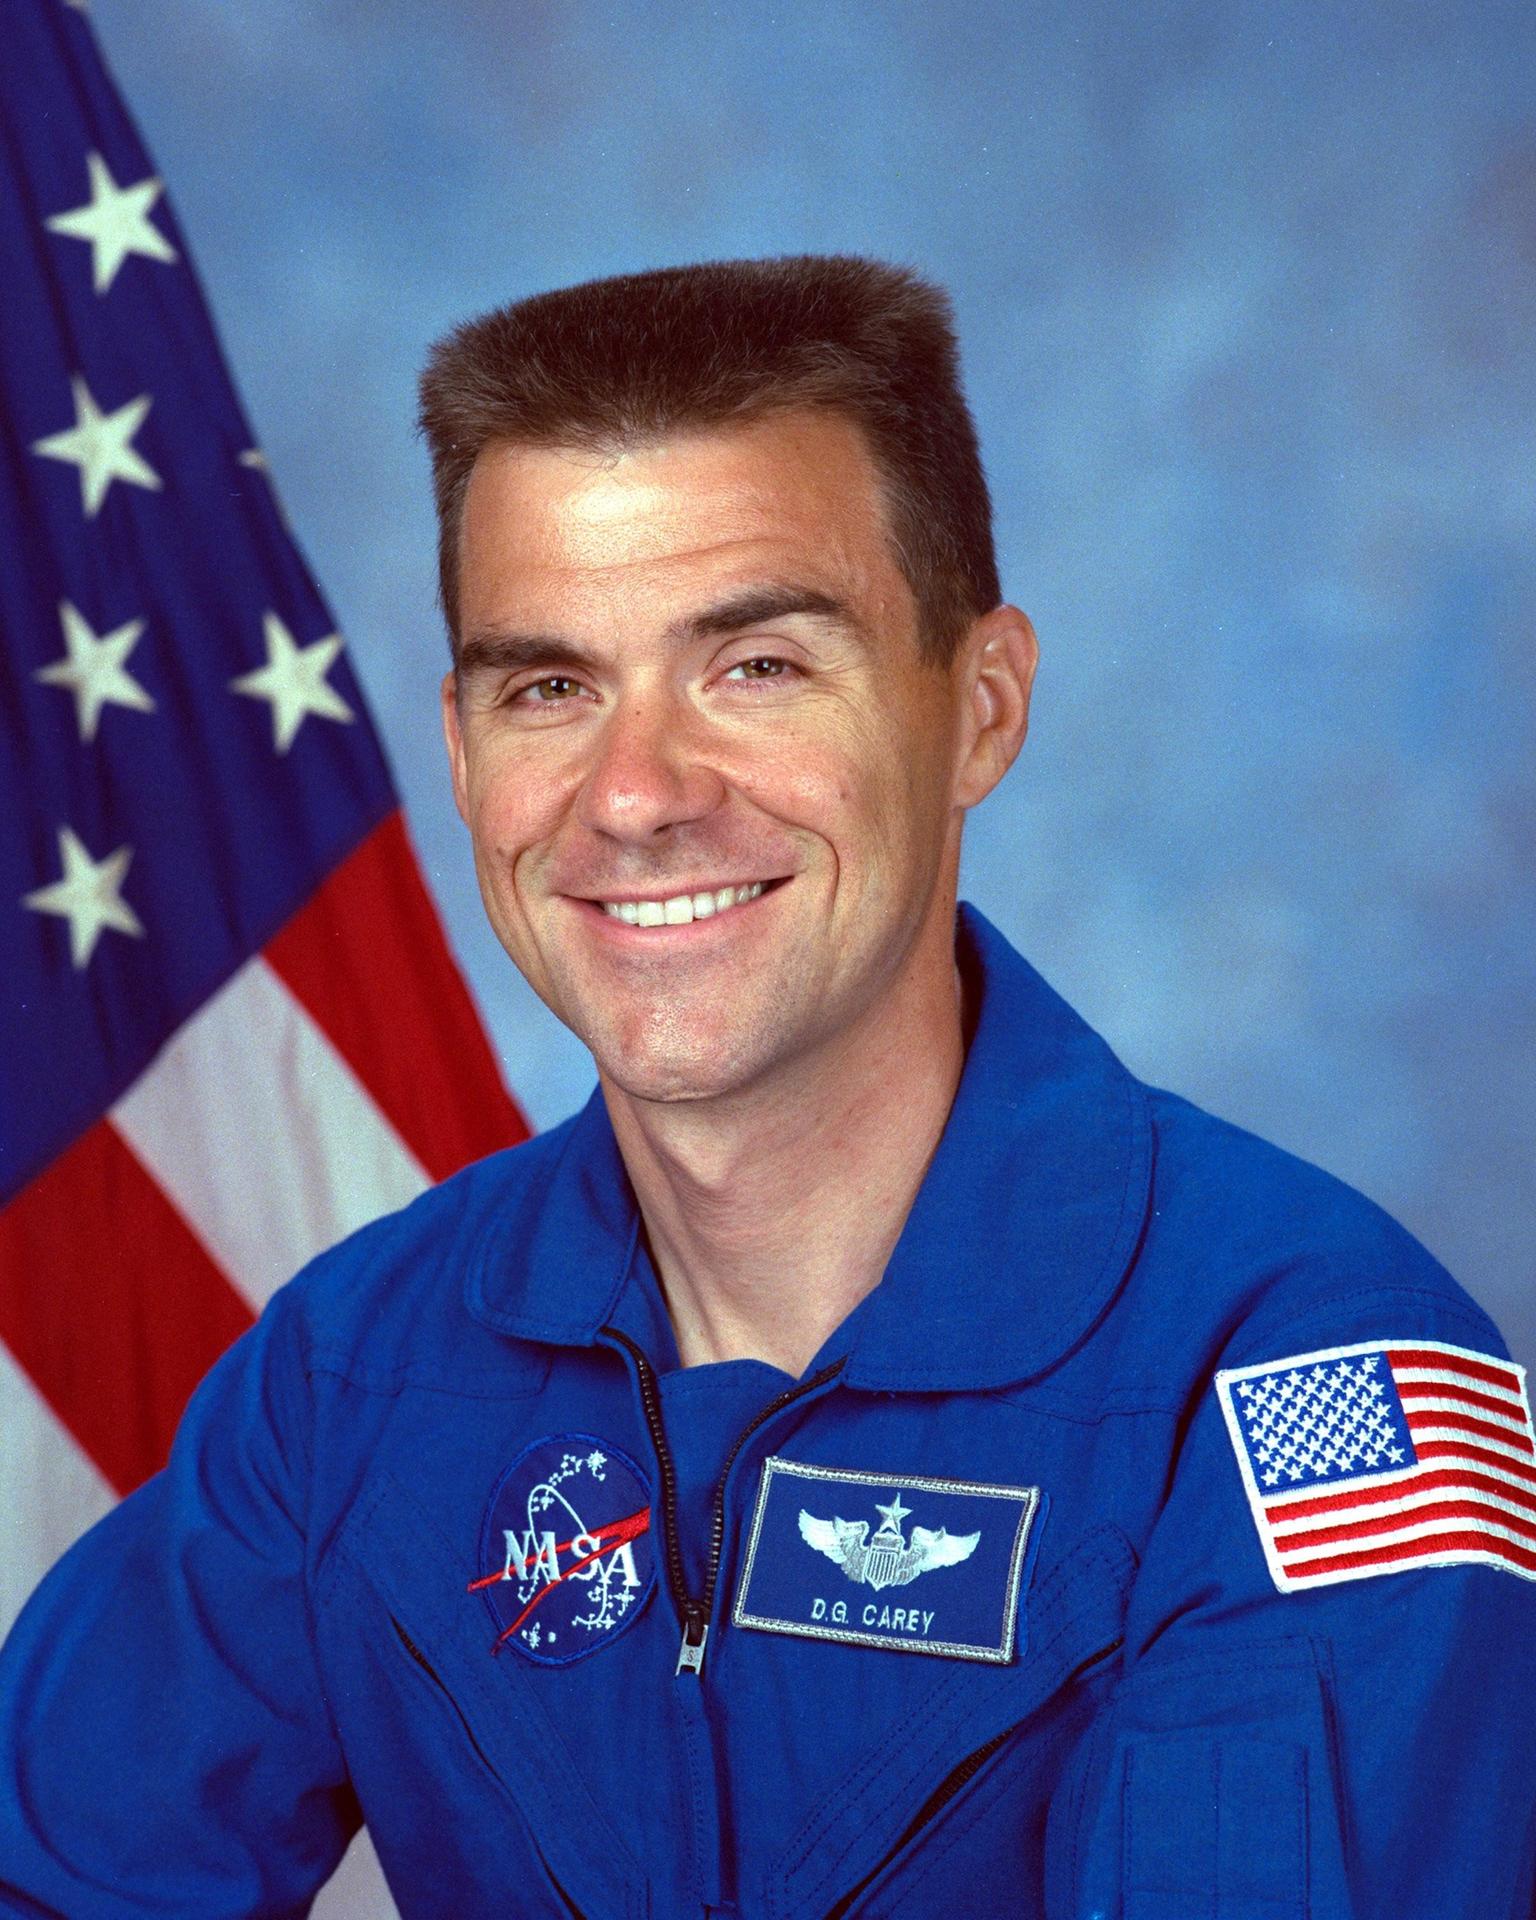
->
[[1288, 1546, 1529, 1588], [1272, 1480, 1536, 1539], [1282, 1508, 1536, 1565], [111, 955, 430, 1313], [1395, 1393, 1529, 1432], [1335, 1450, 1536, 1498], [1407, 1423, 1535, 1462], [0, 1339, 116, 1641], [1393, 1365, 1523, 1399]]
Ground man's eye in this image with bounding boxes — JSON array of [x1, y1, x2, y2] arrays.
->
[[515, 675, 582, 703], [725, 656, 791, 683]]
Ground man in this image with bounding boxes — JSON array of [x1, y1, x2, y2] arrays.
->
[[2, 254, 1534, 1917]]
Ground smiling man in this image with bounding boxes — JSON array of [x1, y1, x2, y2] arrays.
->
[[441, 397, 1030, 1379], [3, 256, 1536, 1919]]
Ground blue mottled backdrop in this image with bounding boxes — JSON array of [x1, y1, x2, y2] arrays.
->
[[89, 0, 1534, 1370]]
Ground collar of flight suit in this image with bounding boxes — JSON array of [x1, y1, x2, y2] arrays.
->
[[464, 901, 1154, 1392]]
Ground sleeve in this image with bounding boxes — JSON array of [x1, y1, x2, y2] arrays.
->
[[1049, 1284, 1536, 1920], [0, 1280, 359, 1917]]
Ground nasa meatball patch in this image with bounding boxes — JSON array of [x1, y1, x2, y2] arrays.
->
[[733, 1456, 1042, 1663], [472, 1434, 656, 1663]]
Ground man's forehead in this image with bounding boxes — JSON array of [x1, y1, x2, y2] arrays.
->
[[456, 411, 903, 593]]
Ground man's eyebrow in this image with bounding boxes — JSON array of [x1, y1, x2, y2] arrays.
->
[[457, 585, 864, 679], [664, 584, 864, 644], [456, 631, 597, 680]]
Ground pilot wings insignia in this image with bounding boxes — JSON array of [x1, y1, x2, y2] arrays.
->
[[798, 1492, 980, 1592]]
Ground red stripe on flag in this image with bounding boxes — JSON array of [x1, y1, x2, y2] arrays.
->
[[1404, 1407, 1535, 1454], [1267, 1465, 1536, 1524], [1275, 1497, 1536, 1553], [265, 811, 530, 1182], [1395, 1379, 1527, 1418], [1414, 1439, 1536, 1483], [0, 1121, 255, 1496], [1388, 1348, 1522, 1390], [1287, 1529, 1536, 1582]]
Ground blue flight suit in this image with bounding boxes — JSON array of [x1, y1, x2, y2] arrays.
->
[[3, 903, 1534, 1917]]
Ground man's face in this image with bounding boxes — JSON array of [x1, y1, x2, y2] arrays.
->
[[444, 408, 981, 1105]]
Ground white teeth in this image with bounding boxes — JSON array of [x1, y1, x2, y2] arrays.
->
[[601, 881, 766, 926]]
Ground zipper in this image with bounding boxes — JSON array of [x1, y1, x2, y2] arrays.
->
[[601, 1325, 844, 1677], [819, 1636, 1125, 1919], [392, 1616, 591, 1919]]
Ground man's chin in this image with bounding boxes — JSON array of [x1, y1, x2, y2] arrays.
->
[[593, 1048, 756, 1107], [585, 1016, 788, 1107], [551, 970, 821, 1108]]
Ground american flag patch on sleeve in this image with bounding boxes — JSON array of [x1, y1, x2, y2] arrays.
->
[[1216, 1338, 1536, 1592]]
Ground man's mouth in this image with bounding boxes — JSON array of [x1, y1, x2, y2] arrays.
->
[[596, 880, 778, 927]]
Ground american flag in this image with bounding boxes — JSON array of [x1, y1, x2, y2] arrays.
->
[[1, 0, 527, 1670], [1217, 1338, 1536, 1592]]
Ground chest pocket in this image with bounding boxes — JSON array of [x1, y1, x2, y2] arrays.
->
[[1070, 1636, 1353, 1920], [764, 1525, 1137, 1920], [1122, 1736, 1308, 1920]]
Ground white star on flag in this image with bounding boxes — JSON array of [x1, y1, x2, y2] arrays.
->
[[30, 377, 161, 517], [23, 826, 145, 969], [44, 151, 177, 295], [34, 600, 155, 742], [230, 611, 354, 753], [238, 447, 292, 529]]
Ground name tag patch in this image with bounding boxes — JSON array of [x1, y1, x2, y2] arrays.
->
[[732, 1456, 1042, 1663]]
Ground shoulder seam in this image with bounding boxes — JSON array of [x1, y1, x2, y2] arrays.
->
[[1227, 1282, 1500, 1369]]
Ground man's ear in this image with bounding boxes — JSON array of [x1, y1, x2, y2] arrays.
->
[[952, 606, 1038, 811], [441, 670, 470, 825]]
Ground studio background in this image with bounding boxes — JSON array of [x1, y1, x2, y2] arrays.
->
[[87, 0, 1535, 1368]]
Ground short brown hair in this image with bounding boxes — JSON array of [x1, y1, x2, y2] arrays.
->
[[416, 255, 1000, 667]]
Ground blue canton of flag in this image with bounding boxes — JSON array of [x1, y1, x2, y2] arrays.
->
[[1228, 1351, 1416, 1491]]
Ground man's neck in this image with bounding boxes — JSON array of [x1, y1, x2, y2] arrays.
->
[[599, 941, 968, 1379]]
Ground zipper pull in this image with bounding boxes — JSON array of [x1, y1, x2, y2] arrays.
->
[[675, 1610, 709, 1677]]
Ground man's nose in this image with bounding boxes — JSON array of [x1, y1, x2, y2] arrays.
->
[[573, 690, 725, 842]]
